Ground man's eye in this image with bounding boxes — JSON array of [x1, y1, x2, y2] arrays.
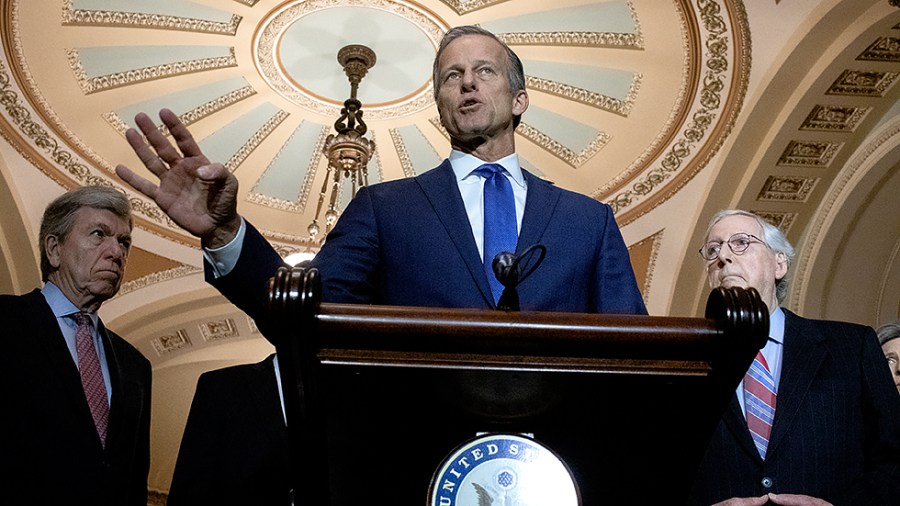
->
[[733, 238, 750, 247], [704, 244, 720, 257]]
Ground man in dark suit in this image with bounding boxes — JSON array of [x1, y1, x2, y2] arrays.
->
[[167, 354, 290, 505], [0, 186, 152, 505], [689, 209, 900, 506], [114, 25, 646, 321]]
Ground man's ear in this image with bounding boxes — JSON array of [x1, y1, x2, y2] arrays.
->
[[512, 89, 529, 117], [774, 251, 788, 282], [45, 235, 62, 270]]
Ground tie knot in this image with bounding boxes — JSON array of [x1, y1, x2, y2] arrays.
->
[[473, 163, 505, 179], [71, 312, 91, 328]]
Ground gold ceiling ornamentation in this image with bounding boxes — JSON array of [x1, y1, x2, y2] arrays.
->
[[856, 36, 900, 62], [826, 70, 899, 96], [605, 0, 748, 222], [260, 228, 321, 257], [61, 0, 242, 35], [115, 265, 202, 298], [757, 176, 819, 202], [787, 118, 900, 315], [66, 47, 238, 94], [525, 74, 641, 116], [498, 31, 643, 49], [198, 318, 240, 342], [248, 124, 330, 213], [438, 0, 509, 15], [626, 228, 664, 306], [799, 105, 871, 132], [389, 127, 419, 178], [253, 0, 447, 119], [751, 211, 797, 234], [224, 110, 290, 172], [517, 122, 611, 168], [777, 140, 843, 167], [102, 86, 257, 135], [150, 330, 192, 356]]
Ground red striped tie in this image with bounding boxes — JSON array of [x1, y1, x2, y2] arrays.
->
[[743, 351, 776, 459], [73, 313, 109, 447]]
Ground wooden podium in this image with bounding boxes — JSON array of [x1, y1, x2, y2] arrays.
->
[[267, 266, 768, 505]]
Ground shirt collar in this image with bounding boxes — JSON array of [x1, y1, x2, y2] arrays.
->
[[41, 281, 98, 326], [768, 306, 785, 345], [448, 150, 526, 189]]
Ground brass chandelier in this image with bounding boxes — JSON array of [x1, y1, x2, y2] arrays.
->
[[307, 44, 377, 244]]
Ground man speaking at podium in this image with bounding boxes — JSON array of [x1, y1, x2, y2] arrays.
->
[[689, 210, 900, 506], [115, 25, 647, 331]]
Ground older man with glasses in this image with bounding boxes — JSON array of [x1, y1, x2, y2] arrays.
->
[[688, 209, 900, 506]]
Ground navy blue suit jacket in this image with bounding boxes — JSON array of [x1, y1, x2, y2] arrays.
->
[[209, 161, 646, 332], [688, 310, 900, 505], [0, 289, 152, 506]]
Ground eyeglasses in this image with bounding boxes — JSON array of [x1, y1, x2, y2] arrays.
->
[[699, 233, 766, 261]]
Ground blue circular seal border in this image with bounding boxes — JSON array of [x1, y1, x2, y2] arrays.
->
[[428, 433, 578, 506]]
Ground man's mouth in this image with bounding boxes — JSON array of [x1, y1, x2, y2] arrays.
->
[[459, 99, 480, 111]]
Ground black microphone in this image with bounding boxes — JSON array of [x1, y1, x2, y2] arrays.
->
[[492, 244, 546, 311]]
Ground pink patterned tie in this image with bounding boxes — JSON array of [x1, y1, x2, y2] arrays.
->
[[73, 313, 109, 447], [743, 351, 776, 459]]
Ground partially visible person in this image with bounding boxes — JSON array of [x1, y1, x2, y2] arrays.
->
[[879, 320, 900, 393], [167, 354, 290, 505], [0, 186, 152, 505], [688, 209, 900, 506]]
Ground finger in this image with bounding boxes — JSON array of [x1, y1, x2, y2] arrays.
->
[[115, 164, 159, 199], [134, 111, 183, 166], [159, 108, 207, 161], [125, 128, 170, 177], [196, 162, 229, 181]]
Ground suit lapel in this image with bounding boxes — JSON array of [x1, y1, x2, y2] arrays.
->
[[24, 290, 87, 394], [765, 310, 827, 458], [516, 170, 559, 255], [721, 394, 762, 461], [416, 161, 494, 305], [98, 320, 124, 451], [23, 290, 103, 444]]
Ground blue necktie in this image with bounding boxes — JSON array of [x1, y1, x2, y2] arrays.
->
[[473, 163, 518, 303]]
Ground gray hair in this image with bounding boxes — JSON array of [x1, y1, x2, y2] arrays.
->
[[878, 320, 900, 347], [432, 25, 526, 128], [704, 209, 796, 304], [39, 185, 133, 281]]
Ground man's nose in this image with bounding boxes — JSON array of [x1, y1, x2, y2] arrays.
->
[[461, 70, 477, 91], [717, 245, 735, 264], [105, 238, 126, 263]]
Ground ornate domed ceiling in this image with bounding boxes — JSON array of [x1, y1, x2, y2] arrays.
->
[[0, 0, 898, 498], [4, 0, 747, 251]]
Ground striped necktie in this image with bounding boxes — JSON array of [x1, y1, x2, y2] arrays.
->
[[473, 163, 518, 304], [73, 313, 110, 447], [743, 351, 776, 459]]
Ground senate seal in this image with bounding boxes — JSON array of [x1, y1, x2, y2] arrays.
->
[[429, 433, 579, 506]]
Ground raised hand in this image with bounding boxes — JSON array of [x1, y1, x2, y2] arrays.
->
[[115, 108, 241, 248]]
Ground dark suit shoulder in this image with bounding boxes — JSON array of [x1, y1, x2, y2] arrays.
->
[[360, 160, 451, 199], [0, 289, 45, 313], [108, 330, 151, 376], [525, 171, 614, 212], [783, 309, 876, 343]]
